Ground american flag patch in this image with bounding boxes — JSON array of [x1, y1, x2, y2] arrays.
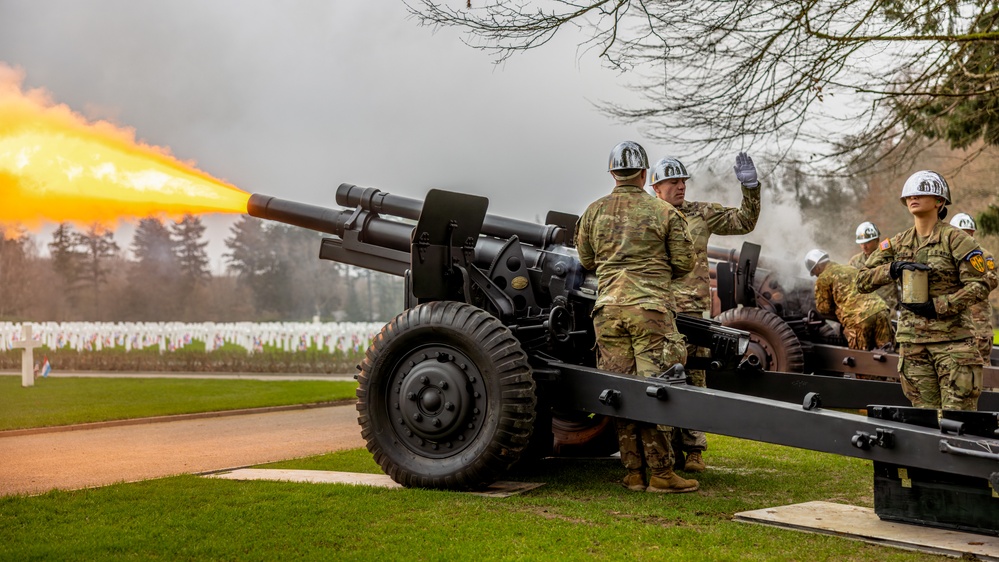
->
[[879, 238, 891, 251]]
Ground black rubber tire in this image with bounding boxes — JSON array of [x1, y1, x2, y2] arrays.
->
[[715, 307, 805, 373], [551, 413, 619, 457], [356, 301, 536, 490]]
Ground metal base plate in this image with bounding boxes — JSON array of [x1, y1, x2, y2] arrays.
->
[[205, 468, 544, 497], [735, 501, 999, 560]]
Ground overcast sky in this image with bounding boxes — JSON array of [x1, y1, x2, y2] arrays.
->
[[0, 0, 793, 272]]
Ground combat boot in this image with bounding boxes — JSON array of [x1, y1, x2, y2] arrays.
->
[[647, 468, 699, 493], [621, 469, 647, 492], [684, 451, 706, 473]]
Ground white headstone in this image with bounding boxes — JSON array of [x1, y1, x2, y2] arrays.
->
[[12, 324, 43, 388]]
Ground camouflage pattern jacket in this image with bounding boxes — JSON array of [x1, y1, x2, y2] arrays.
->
[[673, 185, 761, 313], [814, 262, 888, 327], [849, 251, 898, 313], [576, 184, 694, 313], [970, 246, 998, 341], [857, 221, 992, 344]]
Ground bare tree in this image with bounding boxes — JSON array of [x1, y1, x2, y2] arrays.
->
[[409, 0, 999, 173]]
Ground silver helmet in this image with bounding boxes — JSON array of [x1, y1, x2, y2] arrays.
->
[[608, 141, 649, 172], [855, 221, 880, 244], [949, 212, 976, 232], [900, 170, 951, 204], [804, 249, 830, 276], [649, 157, 690, 184]]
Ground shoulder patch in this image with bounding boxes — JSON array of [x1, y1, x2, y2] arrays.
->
[[966, 249, 986, 273], [879, 238, 891, 251], [986, 256, 995, 271]]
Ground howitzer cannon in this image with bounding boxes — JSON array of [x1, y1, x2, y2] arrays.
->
[[248, 185, 999, 536]]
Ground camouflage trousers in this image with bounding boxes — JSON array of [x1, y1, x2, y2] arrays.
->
[[672, 320, 708, 455], [594, 306, 687, 471], [897, 340, 983, 411], [843, 311, 894, 351]]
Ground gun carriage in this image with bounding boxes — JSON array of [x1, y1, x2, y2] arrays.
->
[[248, 184, 999, 535]]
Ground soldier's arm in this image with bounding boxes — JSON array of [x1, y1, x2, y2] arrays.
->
[[575, 215, 595, 271], [933, 235, 991, 317], [666, 211, 695, 279], [813, 276, 835, 317], [982, 249, 998, 291], [703, 185, 762, 236], [856, 239, 895, 293]]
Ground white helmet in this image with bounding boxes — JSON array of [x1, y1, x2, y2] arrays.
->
[[900, 170, 951, 204], [608, 141, 649, 172], [950, 212, 976, 232], [855, 221, 880, 244], [804, 249, 830, 276], [649, 157, 690, 184]]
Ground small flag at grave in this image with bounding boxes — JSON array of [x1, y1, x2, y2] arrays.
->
[[40, 357, 51, 378]]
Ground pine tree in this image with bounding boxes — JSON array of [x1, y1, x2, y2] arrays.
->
[[48, 223, 81, 289], [172, 214, 210, 285], [127, 218, 181, 320]]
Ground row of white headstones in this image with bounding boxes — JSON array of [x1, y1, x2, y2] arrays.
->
[[6, 321, 385, 388]]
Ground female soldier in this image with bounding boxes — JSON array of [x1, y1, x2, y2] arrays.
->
[[856, 171, 994, 411]]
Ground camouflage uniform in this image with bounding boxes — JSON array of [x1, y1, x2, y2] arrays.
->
[[814, 262, 892, 350], [577, 183, 694, 473], [967, 246, 997, 364], [849, 251, 899, 319], [671, 186, 760, 455], [857, 222, 992, 410]]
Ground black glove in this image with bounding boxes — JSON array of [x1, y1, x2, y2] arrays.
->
[[901, 301, 937, 319], [889, 261, 930, 280]]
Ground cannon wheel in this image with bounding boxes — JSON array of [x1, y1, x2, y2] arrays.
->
[[715, 308, 805, 372], [356, 301, 536, 490], [552, 413, 619, 457]]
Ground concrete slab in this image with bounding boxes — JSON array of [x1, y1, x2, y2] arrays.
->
[[204, 468, 544, 497], [734, 501, 999, 560]]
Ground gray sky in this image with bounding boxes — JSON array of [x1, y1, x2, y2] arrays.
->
[[0, 0, 806, 272]]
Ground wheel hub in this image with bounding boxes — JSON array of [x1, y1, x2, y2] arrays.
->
[[745, 339, 775, 370], [391, 347, 486, 457]]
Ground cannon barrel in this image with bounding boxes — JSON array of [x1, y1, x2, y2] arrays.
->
[[247, 193, 415, 253], [336, 183, 564, 247], [708, 245, 739, 262], [247, 192, 543, 270]]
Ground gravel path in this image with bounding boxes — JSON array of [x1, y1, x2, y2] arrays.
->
[[0, 405, 365, 496]]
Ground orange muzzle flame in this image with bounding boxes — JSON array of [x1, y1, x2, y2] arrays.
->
[[0, 64, 250, 232]]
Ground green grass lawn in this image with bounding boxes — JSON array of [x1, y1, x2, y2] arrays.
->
[[0, 376, 358, 431], [0, 437, 945, 561]]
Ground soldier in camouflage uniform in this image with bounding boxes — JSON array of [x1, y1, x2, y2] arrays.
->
[[857, 171, 992, 411], [806, 250, 892, 350], [648, 153, 761, 473], [849, 221, 898, 321], [576, 140, 698, 493], [949, 213, 998, 365]]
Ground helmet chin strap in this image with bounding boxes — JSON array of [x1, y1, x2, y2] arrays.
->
[[613, 170, 642, 181]]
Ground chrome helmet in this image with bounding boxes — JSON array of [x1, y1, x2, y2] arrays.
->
[[949, 212, 976, 232], [649, 157, 690, 184], [855, 221, 880, 244], [900, 170, 951, 204], [804, 249, 830, 276], [608, 141, 649, 172]]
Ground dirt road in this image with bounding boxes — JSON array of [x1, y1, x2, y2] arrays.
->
[[0, 405, 365, 496]]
